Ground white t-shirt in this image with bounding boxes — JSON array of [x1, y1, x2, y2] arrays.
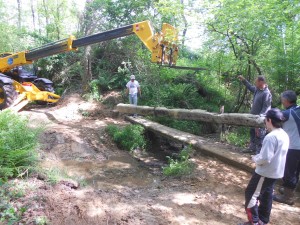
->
[[126, 80, 140, 95]]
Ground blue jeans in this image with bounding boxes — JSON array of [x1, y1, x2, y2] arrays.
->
[[129, 93, 138, 106]]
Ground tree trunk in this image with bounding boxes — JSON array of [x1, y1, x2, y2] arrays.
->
[[30, 0, 36, 30], [180, 0, 188, 46], [17, 0, 22, 28], [55, 1, 60, 39], [116, 104, 265, 128], [82, 45, 92, 93], [42, 0, 49, 38], [78, 0, 98, 94], [126, 116, 255, 173]]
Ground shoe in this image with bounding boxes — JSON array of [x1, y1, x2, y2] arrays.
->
[[237, 222, 258, 225], [273, 188, 295, 205], [278, 186, 284, 194]]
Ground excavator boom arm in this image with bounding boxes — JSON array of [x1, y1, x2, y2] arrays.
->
[[0, 20, 178, 73]]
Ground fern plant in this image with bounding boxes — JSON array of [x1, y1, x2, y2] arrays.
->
[[0, 110, 43, 181]]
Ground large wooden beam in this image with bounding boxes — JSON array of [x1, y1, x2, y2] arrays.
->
[[117, 104, 265, 127], [126, 116, 255, 173]]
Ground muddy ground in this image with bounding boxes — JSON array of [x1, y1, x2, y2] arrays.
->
[[6, 93, 300, 224]]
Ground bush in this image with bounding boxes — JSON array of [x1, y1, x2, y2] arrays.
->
[[106, 124, 146, 151], [0, 110, 43, 181], [151, 116, 203, 135], [224, 127, 249, 148], [163, 146, 195, 176]]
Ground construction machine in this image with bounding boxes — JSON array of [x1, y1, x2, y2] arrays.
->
[[0, 21, 179, 111]]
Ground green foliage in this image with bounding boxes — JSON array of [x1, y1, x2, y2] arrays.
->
[[153, 117, 202, 135], [89, 79, 102, 101], [35, 216, 49, 225], [38, 168, 69, 185], [106, 124, 146, 151], [0, 111, 43, 181], [163, 146, 195, 176], [224, 127, 250, 148], [0, 181, 30, 224]]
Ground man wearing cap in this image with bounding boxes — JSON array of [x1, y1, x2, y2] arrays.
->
[[126, 75, 141, 107], [239, 108, 289, 225], [273, 90, 300, 205], [238, 75, 272, 154]]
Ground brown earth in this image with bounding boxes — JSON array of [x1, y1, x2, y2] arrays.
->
[[5, 92, 300, 225]]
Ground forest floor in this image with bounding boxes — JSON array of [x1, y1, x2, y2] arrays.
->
[[6, 92, 300, 225]]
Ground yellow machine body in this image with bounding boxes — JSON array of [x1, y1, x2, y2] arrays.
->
[[0, 21, 179, 111]]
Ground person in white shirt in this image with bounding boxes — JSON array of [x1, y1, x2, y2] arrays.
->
[[238, 108, 289, 225], [126, 75, 141, 106]]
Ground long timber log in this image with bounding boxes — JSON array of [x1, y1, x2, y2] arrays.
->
[[126, 116, 255, 173], [117, 104, 265, 128]]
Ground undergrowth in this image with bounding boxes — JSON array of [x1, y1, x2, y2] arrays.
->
[[163, 145, 195, 176], [106, 124, 146, 151], [224, 127, 249, 148], [0, 180, 32, 224], [0, 110, 43, 182]]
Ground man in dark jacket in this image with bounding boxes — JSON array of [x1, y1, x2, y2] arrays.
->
[[273, 90, 300, 205], [238, 75, 272, 154]]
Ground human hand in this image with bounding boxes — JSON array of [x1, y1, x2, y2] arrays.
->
[[255, 128, 260, 137], [237, 75, 245, 81]]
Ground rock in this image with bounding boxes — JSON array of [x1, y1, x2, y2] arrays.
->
[[59, 179, 79, 189], [37, 173, 47, 181]]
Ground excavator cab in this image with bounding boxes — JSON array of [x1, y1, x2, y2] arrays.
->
[[6, 65, 38, 83]]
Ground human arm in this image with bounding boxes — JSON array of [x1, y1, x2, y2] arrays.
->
[[136, 81, 141, 97], [252, 136, 275, 166], [259, 92, 272, 115], [238, 75, 256, 93]]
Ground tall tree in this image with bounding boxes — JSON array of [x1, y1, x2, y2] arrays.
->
[[17, 0, 22, 28], [30, 0, 36, 30]]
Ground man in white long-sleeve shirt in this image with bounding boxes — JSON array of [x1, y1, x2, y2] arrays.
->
[[239, 108, 289, 225]]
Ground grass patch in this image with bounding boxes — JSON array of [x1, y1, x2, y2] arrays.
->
[[163, 146, 195, 177], [42, 167, 70, 185], [224, 127, 249, 148], [0, 110, 43, 182], [106, 124, 147, 151], [36, 167, 87, 187]]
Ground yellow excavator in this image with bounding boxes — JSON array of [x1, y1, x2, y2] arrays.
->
[[0, 21, 179, 111]]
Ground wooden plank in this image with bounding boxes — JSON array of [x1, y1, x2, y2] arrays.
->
[[126, 116, 255, 173], [117, 104, 265, 128]]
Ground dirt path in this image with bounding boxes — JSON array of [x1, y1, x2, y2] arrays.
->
[[16, 93, 300, 225]]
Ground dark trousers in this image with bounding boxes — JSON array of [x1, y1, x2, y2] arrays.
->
[[244, 173, 276, 224], [250, 128, 266, 154], [282, 149, 300, 189]]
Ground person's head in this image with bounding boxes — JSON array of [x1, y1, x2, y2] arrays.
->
[[130, 75, 135, 81], [255, 76, 266, 89], [281, 90, 297, 109], [264, 108, 285, 131]]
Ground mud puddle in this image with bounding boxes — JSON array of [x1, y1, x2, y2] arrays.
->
[[40, 154, 157, 189]]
